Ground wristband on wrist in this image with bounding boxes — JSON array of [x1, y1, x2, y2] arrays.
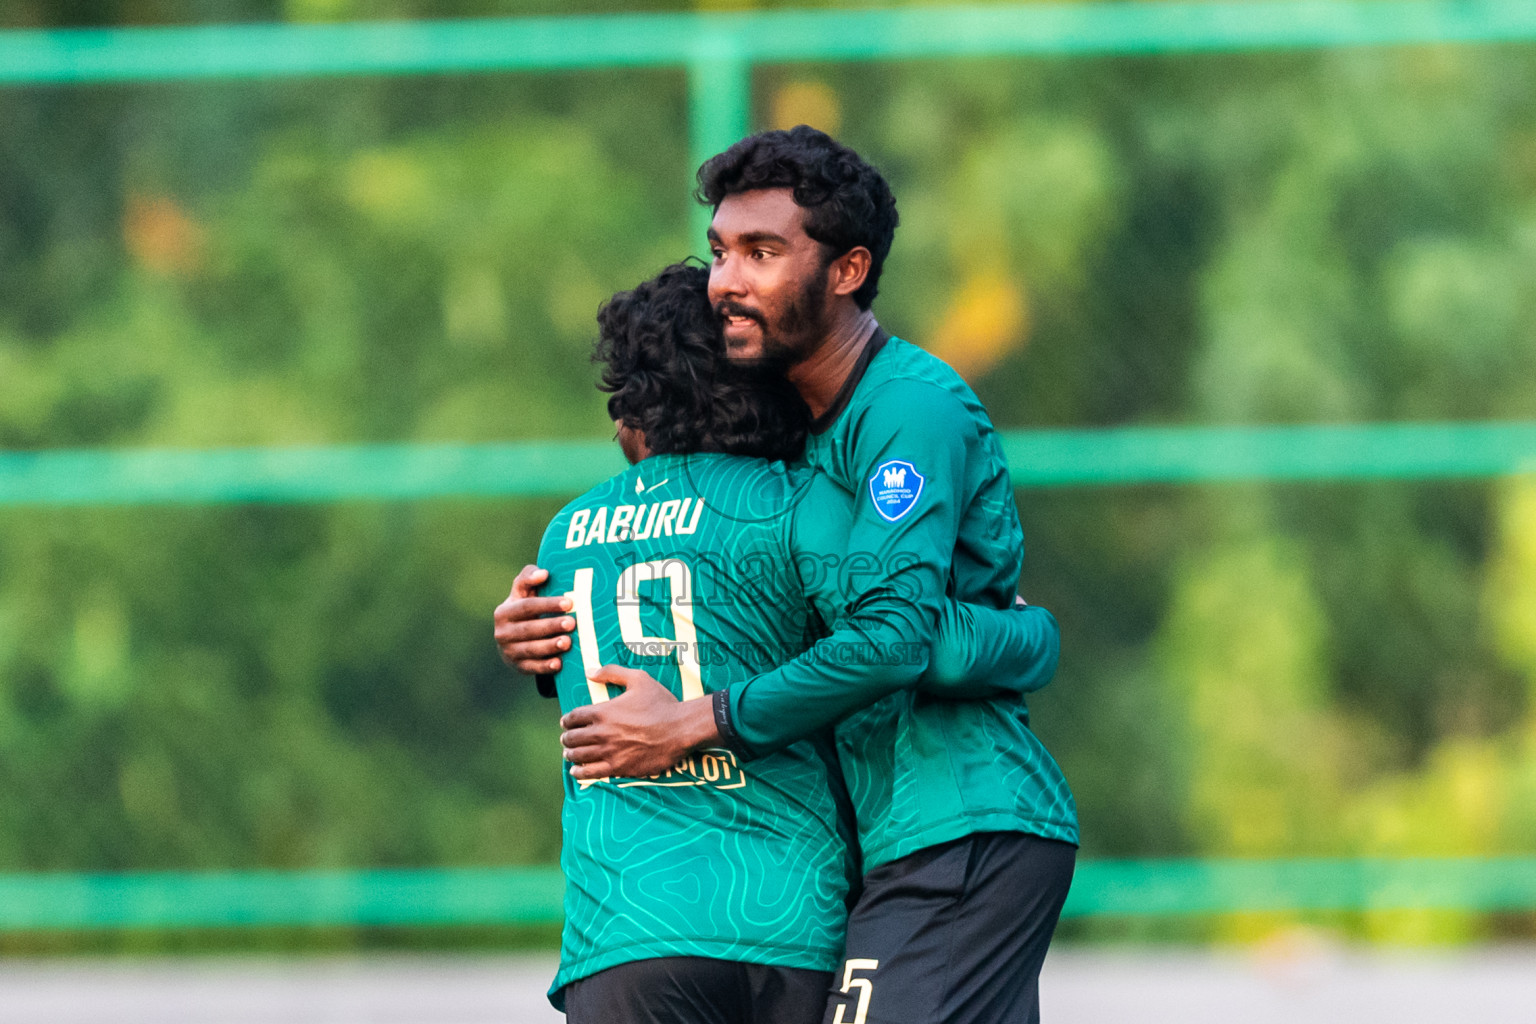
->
[[712, 688, 745, 754]]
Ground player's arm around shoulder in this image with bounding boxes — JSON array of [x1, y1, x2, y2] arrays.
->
[[711, 381, 981, 757], [785, 467, 1057, 699]]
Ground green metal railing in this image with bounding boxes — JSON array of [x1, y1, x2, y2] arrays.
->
[[6, 2, 1536, 218], [9, 2, 1536, 82], [4, 3, 1536, 929], [3, 421, 1535, 506], [4, 857, 1534, 931]]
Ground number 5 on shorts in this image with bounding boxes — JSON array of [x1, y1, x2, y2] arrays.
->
[[831, 958, 878, 1024]]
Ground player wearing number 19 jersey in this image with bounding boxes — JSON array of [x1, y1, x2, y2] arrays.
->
[[538, 450, 856, 1014], [535, 265, 847, 1021]]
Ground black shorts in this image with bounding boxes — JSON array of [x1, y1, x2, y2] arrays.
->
[[564, 956, 833, 1024], [823, 831, 1076, 1024]]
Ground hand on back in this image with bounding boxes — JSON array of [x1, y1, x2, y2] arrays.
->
[[492, 565, 576, 675]]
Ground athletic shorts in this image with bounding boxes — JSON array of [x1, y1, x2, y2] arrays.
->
[[564, 956, 833, 1024], [823, 831, 1076, 1024]]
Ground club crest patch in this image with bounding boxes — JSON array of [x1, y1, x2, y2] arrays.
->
[[869, 459, 924, 522]]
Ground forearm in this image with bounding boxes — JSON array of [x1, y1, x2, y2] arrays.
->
[[918, 601, 1060, 698], [678, 695, 724, 750], [720, 603, 933, 757]]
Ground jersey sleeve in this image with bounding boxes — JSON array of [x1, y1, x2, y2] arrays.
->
[[781, 472, 857, 632], [718, 378, 975, 757], [531, 509, 576, 700], [918, 600, 1060, 698]]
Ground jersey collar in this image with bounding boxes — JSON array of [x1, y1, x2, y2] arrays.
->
[[808, 325, 890, 436]]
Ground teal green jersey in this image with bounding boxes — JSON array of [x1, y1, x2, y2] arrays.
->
[[722, 334, 1079, 869], [536, 452, 855, 1006]]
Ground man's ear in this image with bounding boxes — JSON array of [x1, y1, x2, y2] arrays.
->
[[616, 421, 650, 464], [828, 246, 872, 299]]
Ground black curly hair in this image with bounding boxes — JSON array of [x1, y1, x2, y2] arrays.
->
[[695, 125, 899, 311], [596, 262, 810, 462]]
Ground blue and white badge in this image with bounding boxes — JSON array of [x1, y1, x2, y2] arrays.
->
[[869, 459, 925, 522]]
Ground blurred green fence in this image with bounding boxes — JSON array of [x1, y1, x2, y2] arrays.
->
[[6, 857, 1536, 930], [6, 1, 1536, 250], [3, 1, 1536, 931], [3, 422, 1536, 505]]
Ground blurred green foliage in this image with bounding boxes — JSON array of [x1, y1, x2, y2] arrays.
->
[[3, 2, 1536, 946]]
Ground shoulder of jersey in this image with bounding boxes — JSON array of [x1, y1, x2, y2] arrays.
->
[[724, 457, 809, 519], [572, 472, 631, 513], [542, 474, 626, 537], [884, 336, 976, 392], [856, 336, 984, 414]]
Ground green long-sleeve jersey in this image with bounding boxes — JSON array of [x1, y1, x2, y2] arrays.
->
[[720, 333, 1079, 869], [536, 452, 852, 1006]]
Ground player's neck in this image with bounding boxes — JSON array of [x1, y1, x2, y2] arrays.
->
[[787, 308, 879, 420]]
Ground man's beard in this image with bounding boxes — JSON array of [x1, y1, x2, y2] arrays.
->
[[718, 272, 827, 369]]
